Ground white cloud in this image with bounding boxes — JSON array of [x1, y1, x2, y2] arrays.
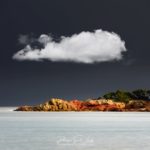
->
[[13, 29, 127, 63], [18, 35, 29, 45]]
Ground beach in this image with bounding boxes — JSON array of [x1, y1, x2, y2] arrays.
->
[[0, 108, 150, 150]]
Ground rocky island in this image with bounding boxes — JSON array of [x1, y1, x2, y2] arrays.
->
[[15, 89, 150, 112]]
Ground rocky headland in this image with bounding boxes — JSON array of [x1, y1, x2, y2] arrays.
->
[[15, 89, 150, 112]]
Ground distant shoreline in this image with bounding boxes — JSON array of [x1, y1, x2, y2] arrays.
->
[[2, 89, 150, 112], [14, 98, 150, 112]]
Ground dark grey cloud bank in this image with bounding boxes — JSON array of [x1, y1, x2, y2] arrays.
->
[[0, 0, 150, 106]]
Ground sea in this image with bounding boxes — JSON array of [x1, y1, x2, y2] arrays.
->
[[0, 107, 150, 150]]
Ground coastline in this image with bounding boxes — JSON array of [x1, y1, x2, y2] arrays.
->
[[14, 98, 150, 112]]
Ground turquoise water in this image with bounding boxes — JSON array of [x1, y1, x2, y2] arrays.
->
[[0, 108, 150, 150]]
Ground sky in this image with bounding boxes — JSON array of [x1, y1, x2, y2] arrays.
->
[[0, 0, 150, 106]]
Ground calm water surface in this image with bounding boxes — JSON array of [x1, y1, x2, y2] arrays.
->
[[0, 107, 150, 150]]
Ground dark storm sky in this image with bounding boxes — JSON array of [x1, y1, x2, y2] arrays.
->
[[0, 0, 150, 106]]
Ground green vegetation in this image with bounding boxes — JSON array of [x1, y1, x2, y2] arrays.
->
[[103, 89, 150, 102], [132, 89, 150, 100], [103, 90, 130, 103]]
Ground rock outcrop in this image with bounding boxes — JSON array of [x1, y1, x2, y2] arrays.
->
[[15, 98, 141, 112], [15, 89, 150, 112]]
